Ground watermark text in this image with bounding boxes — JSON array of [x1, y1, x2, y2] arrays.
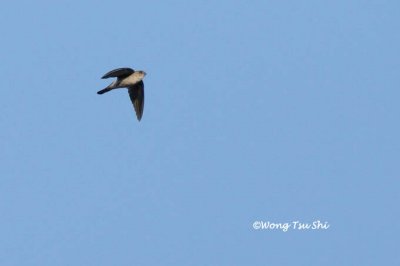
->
[[252, 220, 330, 232]]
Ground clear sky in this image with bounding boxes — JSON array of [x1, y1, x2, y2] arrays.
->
[[1, 0, 399, 265]]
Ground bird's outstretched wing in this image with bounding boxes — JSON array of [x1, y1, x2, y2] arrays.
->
[[102, 68, 134, 79], [128, 80, 144, 121]]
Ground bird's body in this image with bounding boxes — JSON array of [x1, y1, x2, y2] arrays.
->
[[118, 73, 145, 87], [97, 67, 146, 121]]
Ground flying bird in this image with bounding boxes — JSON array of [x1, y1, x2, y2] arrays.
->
[[97, 67, 147, 121]]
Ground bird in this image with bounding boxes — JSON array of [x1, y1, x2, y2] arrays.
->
[[97, 67, 147, 121]]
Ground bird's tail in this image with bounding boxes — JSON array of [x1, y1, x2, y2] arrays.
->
[[97, 87, 112, 95]]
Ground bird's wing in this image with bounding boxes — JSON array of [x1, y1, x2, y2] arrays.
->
[[128, 80, 144, 121], [102, 68, 134, 79]]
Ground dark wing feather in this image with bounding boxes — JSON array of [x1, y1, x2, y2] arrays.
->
[[102, 68, 134, 79], [128, 81, 144, 121]]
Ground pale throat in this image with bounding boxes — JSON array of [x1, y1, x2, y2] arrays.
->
[[120, 73, 144, 86]]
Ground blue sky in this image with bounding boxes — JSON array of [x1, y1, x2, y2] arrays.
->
[[1, 0, 399, 265]]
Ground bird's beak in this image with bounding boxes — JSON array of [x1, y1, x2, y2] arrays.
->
[[143, 71, 147, 76]]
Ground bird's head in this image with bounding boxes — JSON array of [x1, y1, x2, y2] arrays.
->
[[136, 70, 147, 79]]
